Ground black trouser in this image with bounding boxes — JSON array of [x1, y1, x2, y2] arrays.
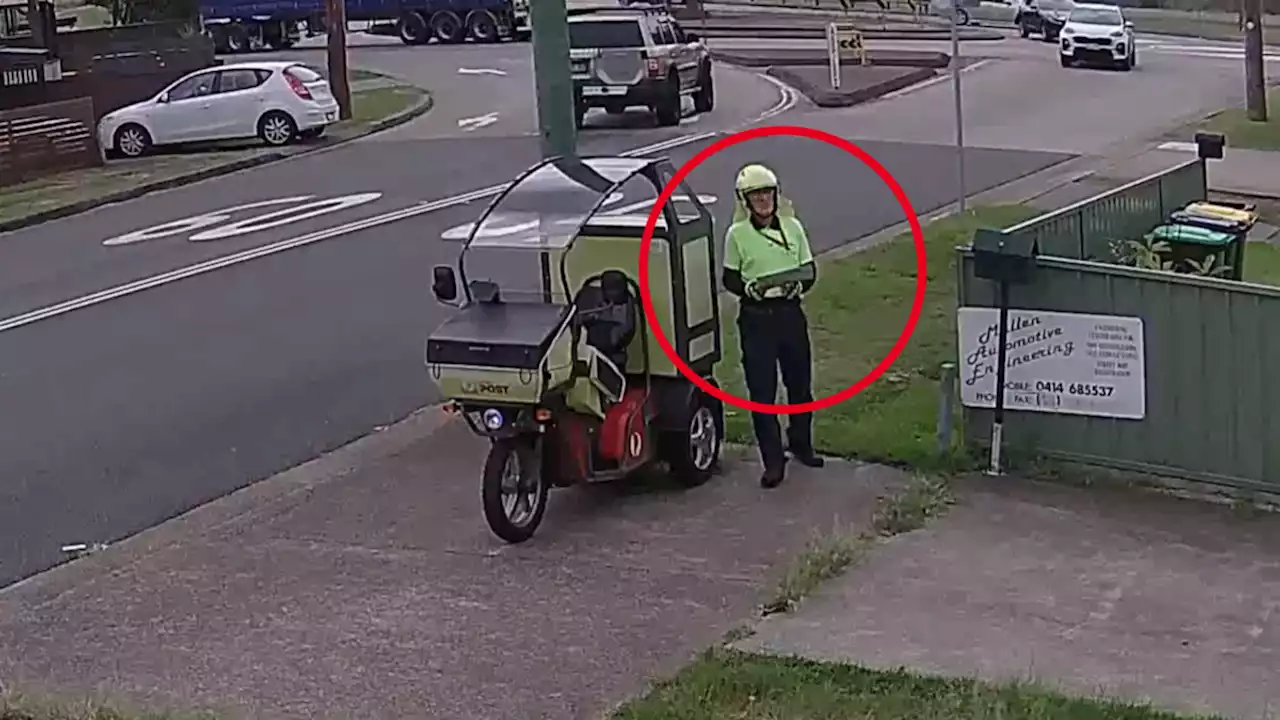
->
[[737, 299, 814, 472]]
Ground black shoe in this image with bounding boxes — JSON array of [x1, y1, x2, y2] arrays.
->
[[760, 465, 786, 488], [789, 448, 826, 468]]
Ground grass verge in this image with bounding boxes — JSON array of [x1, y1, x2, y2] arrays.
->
[[1198, 87, 1280, 151], [714, 205, 1041, 471], [764, 474, 954, 614], [0, 690, 217, 720], [0, 81, 427, 229], [612, 649, 1220, 720]]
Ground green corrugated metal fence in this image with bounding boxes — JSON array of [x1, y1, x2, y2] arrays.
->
[[1002, 158, 1207, 261], [957, 253, 1280, 493]]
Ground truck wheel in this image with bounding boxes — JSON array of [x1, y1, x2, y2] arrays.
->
[[481, 437, 548, 544], [653, 73, 681, 127], [693, 63, 714, 113], [210, 26, 230, 54], [431, 10, 465, 43], [397, 11, 428, 44], [466, 9, 499, 42], [225, 24, 249, 53], [658, 386, 722, 488]]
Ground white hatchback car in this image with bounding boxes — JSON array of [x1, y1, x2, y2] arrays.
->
[[98, 61, 340, 158], [1059, 3, 1137, 70]]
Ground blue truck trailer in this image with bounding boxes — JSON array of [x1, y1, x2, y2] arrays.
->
[[200, 0, 531, 52]]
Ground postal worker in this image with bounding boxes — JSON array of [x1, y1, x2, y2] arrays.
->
[[721, 163, 825, 489]]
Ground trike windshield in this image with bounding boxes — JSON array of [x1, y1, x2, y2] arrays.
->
[[458, 156, 691, 304]]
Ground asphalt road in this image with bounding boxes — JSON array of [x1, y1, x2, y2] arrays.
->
[[0, 129, 1068, 587], [1, 25, 1250, 586], [260, 41, 786, 140], [714, 32, 1279, 154]]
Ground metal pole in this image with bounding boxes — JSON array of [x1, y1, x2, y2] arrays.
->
[[530, 0, 577, 159], [1244, 0, 1267, 121], [325, 0, 352, 120], [986, 281, 1010, 476], [936, 361, 957, 454], [950, 4, 967, 214]]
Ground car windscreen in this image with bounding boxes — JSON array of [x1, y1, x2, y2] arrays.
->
[[1038, 0, 1073, 10], [569, 20, 644, 48], [1068, 7, 1121, 23]]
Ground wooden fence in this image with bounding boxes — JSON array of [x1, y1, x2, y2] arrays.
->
[[0, 97, 102, 187]]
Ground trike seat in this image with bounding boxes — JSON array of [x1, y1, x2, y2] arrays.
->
[[572, 271, 638, 369]]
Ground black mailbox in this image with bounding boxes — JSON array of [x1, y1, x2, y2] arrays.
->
[[1195, 130, 1226, 160], [972, 228, 1038, 285]]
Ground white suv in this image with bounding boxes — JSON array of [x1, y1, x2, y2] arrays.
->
[[1059, 3, 1136, 70]]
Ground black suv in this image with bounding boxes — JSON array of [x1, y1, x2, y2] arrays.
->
[[568, 8, 715, 128], [1017, 0, 1074, 41]]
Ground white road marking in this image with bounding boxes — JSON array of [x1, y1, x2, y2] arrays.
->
[[439, 194, 719, 241], [458, 112, 501, 131], [189, 193, 384, 242], [2, 70, 794, 334], [875, 59, 994, 102], [0, 133, 722, 335], [458, 67, 508, 76], [102, 197, 315, 247], [1157, 141, 1200, 153], [756, 73, 799, 121]]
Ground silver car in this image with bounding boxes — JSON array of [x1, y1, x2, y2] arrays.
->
[[929, 0, 1019, 26]]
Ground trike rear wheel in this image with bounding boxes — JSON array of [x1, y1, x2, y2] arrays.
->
[[481, 436, 548, 543], [660, 388, 723, 487]]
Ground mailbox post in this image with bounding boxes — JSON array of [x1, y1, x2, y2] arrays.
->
[[971, 228, 1039, 476]]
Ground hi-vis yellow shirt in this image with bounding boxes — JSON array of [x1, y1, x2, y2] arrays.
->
[[723, 215, 814, 283]]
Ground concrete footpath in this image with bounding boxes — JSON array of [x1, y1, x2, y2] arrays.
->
[[0, 408, 908, 720], [737, 475, 1280, 719]]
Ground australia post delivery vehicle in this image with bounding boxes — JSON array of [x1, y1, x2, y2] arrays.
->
[[425, 155, 726, 543]]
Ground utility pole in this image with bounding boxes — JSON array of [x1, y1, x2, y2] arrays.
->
[[1244, 0, 1267, 121], [950, 1, 967, 214], [326, 0, 353, 121], [529, 0, 577, 158]]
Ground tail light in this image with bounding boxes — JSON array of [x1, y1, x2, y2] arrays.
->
[[282, 69, 313, 100], [646, 58, 663, 77]]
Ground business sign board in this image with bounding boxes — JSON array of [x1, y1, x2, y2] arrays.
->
[[956, 307, 1147, 420]]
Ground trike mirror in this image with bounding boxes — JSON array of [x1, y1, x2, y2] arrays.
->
[[432, 265, 458, 302]]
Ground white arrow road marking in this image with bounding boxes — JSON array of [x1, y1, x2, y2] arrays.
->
[[458, 112, 501, 131], [458, 67, 507, 76]]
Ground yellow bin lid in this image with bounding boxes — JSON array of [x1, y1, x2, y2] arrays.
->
[[1182, 201, 1258, 226]]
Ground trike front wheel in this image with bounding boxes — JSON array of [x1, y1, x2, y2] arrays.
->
[[481, 436, 548, 543]]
